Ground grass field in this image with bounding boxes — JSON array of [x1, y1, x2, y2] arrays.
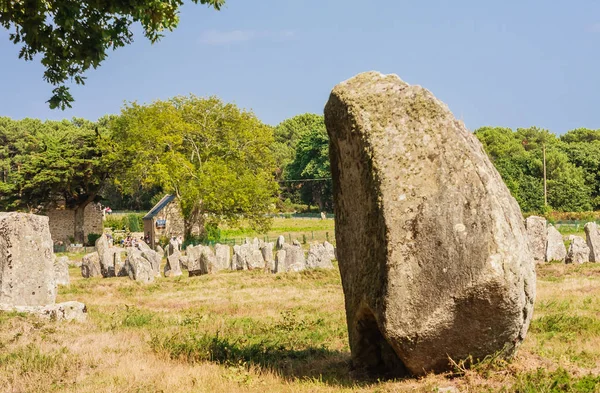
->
[[2, 259, 600, 392]]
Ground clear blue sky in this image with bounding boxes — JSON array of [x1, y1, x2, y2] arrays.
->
[[1, 0, 599, 134]]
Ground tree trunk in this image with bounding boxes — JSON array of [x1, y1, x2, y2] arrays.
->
[[184, 205, 205, 240]]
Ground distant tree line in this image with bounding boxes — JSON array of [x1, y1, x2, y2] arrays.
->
[[2, 103, 600, 245]]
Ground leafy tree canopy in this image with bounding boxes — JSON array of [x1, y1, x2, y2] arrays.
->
[[273, 113, 325, 172], [111, 95, 278, 237], [0, 0, 224, 109]]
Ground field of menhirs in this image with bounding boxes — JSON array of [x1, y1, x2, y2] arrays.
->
[[1, 258, 600, 392]]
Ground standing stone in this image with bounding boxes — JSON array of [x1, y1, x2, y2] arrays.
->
[[323, 241, 336, 260], [261, 242, 275, 272], [231, 245, 244, 270], [525, 216, 547, 264], [585, 222, 600, 262], [0, 213, 56, 307], [306, 243, 335, 269], [156, 245, 165, 257], [179, 255, 190, 270], [292, 239, 302, 247], [185, 245, 202, 272], [199, 246, 222, 274], [274, 249, 287, 273], [276, 235, 285, 250], [125, 248, 154, 283], [164, 252, 183, 277], [54, 255, 70, 286], [168, 237, 180, 256], [215, 244, 231, 271], [95, 234, 112, 277], [566, 235, 590, 264], [114, 249, 128, 277], [324, 72, 535, 376], [141, 249, 162, 277], [546, 226, 567, 262], [81, 252, 101, 278]]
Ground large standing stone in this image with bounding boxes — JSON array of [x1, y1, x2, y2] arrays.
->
[[525, 216, 547, 264], [215, 244, 231, 271], [54, 255, 70, 286], [95, 234, 112, 277], [323, 241, 336, 260], [0, 213, 56, 307], [324, 72, 535, 376], [141, 249, 162, 277], [566, 235, 590, 264], [164, 252, 183, 277], [81, 252, 101, 278], [306, 243, 335, 269], [585, 222, 600, 262], [125, 248, 154, 283], [546, 226, 567, 262]]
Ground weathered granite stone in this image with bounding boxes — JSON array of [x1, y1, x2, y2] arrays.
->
[[215, 244, 231, 271], [306, 243, 335, 269], [114, 249, 128, 277], [185, 245, 202, 272], [566, 235, 590, 264], [125, 248, 154, 283], [199, 246, 222, 275], [324, 71, 535, 376], [292, 240, 302, 247], [0, 213, 56, 307], [276, 235, 285, 250], [164, 251, 183, 277], [179, 255, 189, 270], [323, 241, 336, 260], [95, 234, 112, 277], [81, 252, 101, 278], [525, 216, 547, 264], [274, 244, 306, 273], [274, 249, 287, 273], [0, 301, 87, 322], [54, 255, 70, 286], [585, 222, 600, 262], [141, 249, 162, 277], [261, 242, 275, 272], [546, 225, 567, 262]]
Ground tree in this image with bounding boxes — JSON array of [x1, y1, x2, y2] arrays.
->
[[273, 114, 326, 172], [0, 0, 224, 109], [285, 127, 332, 211], [111, 95, 278, 238], [0, 117, 115, 243]]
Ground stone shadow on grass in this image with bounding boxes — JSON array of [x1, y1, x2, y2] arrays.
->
[[151, 333, 383, 387]]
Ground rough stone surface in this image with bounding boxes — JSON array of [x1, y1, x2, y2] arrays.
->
[[215, 244, 231, 271], [231, 245, 244, 270], [261, 242, 275, 272], [323, 241, 336, 260], [292, 240, 302, 247], [164, 252, 183, 277], [199, 246, 220, 275], [324, 71, 536, 376], [276, 235, 285, 250], [156, 245, 165, 257], [54, 255, 70, 286], [114, 249, 127, 277], [141, 249, 162, 277], [185, 245, 202, 272], [95, 234, 112, 276], [0, 301, 87, 322], [274, 244, 306, 273], [585, 222, 600, 262], [233, 243, 265, 271], [81, 252, 101, 278], [125, 248, 154, 283], [566, 235, 590, 264], [546, 226, 567, 262], [306, 243, 335, 269], [179, 255, 189, 270], [0, 213, 56, 307], [525, 216, 547, 264]]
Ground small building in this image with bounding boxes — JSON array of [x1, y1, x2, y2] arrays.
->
[[45, 202, 103, 245], [143, 195, 185, 247]]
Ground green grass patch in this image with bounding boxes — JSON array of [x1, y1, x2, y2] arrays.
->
[[512, 368, 600, 393]]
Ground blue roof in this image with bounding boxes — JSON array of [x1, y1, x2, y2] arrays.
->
[[143, 194, 176, 220]]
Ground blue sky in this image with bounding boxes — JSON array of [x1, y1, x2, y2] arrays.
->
[[1, 0, 599, 134]]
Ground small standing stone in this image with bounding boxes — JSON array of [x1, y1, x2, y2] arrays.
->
[[164, 252, 183, 277], [54, 255, 70, 286], [546, 226, 567, 262], [276, 235, 285, 250], [306, 243, 335, 269], [585, 222, 600, 262], [125, 248, 154, 283], [525, 216, 547, 264], [215, 244, 231, 270], [81, 252, 102, 278], [566, 235, 590, 264]]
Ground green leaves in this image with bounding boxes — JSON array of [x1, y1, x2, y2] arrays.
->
[[111, 95, 278, 235], [0, 0, 225, 109]]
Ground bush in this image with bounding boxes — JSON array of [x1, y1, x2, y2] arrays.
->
[[87, 233, 102, 246], [126, 214, 143, 232], [104, 215, 125, 230]]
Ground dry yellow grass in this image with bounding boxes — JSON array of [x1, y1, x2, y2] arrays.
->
[[1, 261, 600, 392]]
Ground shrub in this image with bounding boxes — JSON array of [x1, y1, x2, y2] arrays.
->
[[126, 214, 143, 232], [87, 233, 102, 246]]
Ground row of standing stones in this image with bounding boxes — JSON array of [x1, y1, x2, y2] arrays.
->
[[80, 234, 337, 284], [0, 213, 86, 321], [525, 216, 600, 264], [0, 71, 540, 379]]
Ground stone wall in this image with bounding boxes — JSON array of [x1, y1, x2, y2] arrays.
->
[[153, 200, 185, 242], [45, 203, 103, 244]]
